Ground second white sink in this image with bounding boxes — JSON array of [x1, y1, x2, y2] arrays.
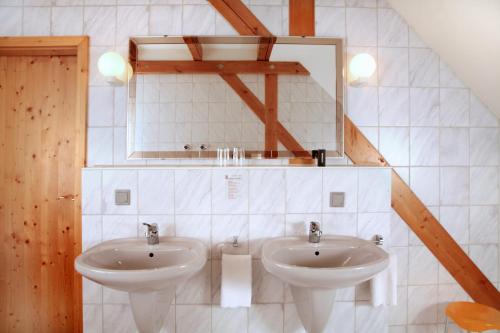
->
[[261, 235, 389, 333], [261, 235, 388, 289]]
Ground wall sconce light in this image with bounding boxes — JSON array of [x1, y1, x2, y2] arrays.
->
[[348, 53, 376, 86], [98, 51, 133, 85]]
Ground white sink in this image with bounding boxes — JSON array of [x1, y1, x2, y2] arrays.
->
[[75, 237, 207, 333], [261, 235, 389, 333]]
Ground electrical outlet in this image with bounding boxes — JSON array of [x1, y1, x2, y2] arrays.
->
[[330, 192, 345, 207], [115, 189, 131, 205]]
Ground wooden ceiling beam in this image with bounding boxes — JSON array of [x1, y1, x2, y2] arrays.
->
[[207, 0, 272, 36], [207, 0, 275, 60], [220, 73, 310, 157], [289, 0, 315, 36], [135, 60, 309, 75], [183, 36, 203, 61]]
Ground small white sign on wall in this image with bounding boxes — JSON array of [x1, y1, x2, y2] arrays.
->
[[225, 174, 242, 200]]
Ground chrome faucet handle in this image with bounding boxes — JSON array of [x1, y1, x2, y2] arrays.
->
[[142, 223, 158, 237], [142, 223, 159, 245], [308, 221, 322, 243], [142, 222, 158, 232]]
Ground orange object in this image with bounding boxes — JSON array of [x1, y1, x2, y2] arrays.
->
[[445, 302, 500, 332]]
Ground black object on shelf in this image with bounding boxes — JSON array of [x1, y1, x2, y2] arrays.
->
[[317, 149, 326, 167]]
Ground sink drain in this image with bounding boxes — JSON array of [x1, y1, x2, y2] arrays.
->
[[149, 253, 154, 258], [315, 251, 320, 256]]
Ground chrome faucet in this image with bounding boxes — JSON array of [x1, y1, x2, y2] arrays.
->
[[309, 221, 322, 243], [143, 223, 159, 245]]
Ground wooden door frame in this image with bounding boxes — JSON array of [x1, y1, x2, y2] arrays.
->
[[0, 36, 89, 332]]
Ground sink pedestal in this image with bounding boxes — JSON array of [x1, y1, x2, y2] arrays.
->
[[290, 286, 337, 333], [129, 288, 176, 333], [75, 237, 208, 333]]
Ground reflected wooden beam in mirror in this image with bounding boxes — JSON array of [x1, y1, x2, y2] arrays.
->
[[129, 39, 138, 71], [220, 73, 265, 121], [276, 123, 311, 158], [128, 40, 138, 99], [207, 0, 272, 36], [135, 60, 309, 75], [220, 73, 311, 158], [265, 74, 278, 157], [257, 36, 276, 61], [183, 36, 203, 61]]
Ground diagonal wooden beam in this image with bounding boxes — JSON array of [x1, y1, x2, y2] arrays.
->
[[207, 0, 272, 36], [220, 73, 264, 121], [344, 116, 500, 309], [291, 0, 499, 309], [135, 60, 309, 75], [207, 0, 276, 61], [276, 123, 310, 157], [183, 36, 203, 61], [264, 74, 278, 157], [220, 73, 310, 157], [392, 172, 500, 308], [344, 116, 388, 166]]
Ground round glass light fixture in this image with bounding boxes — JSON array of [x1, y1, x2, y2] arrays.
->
[[97, 51, 132, 85], [349, 53, 376, 84], [98, 52, 125, 77]]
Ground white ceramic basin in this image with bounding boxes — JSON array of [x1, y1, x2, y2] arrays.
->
[[75, 237, 207, 333], [262, 235, 388, 289], [261, 235, 389, 333]]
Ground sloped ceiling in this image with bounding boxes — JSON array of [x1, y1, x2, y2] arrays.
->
[[387, 0, 500, 118]]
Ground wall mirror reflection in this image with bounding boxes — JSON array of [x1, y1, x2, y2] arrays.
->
[[127, 36, 344, 160]]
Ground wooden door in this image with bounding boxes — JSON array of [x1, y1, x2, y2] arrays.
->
[[0, 38, 87, 333]]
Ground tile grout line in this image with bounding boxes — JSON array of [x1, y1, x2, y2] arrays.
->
[[405, 12, 413, 327]]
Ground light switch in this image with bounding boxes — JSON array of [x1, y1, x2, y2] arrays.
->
[[115, 189, 131, 205], [330, 192, 345, 207]]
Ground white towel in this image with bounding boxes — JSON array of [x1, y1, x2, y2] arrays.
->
[[370, 252, 398, 307], [221, 253, 252, 308]]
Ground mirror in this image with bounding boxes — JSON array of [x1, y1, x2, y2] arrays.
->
[[127, 36, 344, 160]]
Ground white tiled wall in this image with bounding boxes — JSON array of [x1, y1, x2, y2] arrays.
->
[[2, 0, 499, 332], [82, 166, 392, 333]]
